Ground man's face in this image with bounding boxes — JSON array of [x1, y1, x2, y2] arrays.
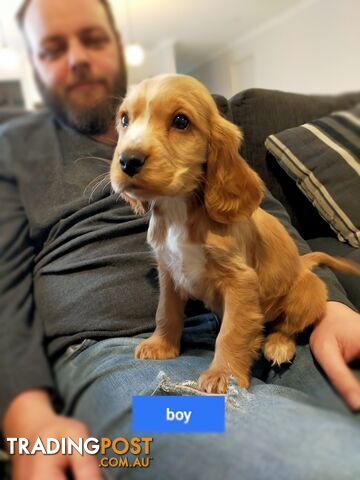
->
[[24, 0, 126, 135]]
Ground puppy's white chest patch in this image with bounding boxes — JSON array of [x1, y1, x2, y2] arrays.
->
[[156, 199, 206, 295], [165, 225, 205, 293]]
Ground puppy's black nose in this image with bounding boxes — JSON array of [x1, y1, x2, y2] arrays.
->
[[119, 150, 147, 177]]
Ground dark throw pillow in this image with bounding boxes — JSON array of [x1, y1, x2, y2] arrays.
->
[[265, 104, 360, 248]]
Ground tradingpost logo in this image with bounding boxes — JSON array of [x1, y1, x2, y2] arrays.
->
[[6, 436, 154, 469]]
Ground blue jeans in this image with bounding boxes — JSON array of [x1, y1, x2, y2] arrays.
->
[[54, 314, 360, 480]]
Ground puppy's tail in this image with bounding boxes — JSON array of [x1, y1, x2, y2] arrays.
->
[[302, 252, 360, 275]]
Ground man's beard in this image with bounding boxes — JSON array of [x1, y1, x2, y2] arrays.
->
[[34, 58, 127, 135]]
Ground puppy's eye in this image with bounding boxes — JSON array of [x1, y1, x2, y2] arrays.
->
[[121, 113, 129, 128], [172, 114, 190, 130]]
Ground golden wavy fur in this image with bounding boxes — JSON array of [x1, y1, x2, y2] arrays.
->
[[110, 74, 359, 393]]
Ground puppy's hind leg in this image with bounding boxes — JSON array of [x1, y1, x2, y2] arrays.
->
[[264, 270, 327, 366]]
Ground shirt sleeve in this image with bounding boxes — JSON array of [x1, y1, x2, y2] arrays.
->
[[261, 188, 356, 311], [0, 128, 55, 424]]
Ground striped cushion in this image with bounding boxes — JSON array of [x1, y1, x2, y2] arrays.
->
[[265, 104, 360, 247]]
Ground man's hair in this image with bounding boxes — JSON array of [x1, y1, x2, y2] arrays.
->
[[16, 0, 118, 35]]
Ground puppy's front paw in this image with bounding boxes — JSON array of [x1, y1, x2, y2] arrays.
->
[[198, 369, 229, 394], [135, 336, 180, 360], [264, 332, 296, 366], [198, 367, 250, 394]]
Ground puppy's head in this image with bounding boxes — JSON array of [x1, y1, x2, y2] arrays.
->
[[110, 74, 263, 221]]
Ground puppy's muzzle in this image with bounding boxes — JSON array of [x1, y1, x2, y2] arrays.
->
[[119, 150, 147, 177]]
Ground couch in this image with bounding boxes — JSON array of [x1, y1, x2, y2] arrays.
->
[[216, 88, 360, 309]]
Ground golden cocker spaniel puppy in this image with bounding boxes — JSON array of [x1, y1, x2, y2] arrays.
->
[[110, 74, 358, 394]]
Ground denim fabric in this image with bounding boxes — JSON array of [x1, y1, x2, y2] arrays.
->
[[54, 314, 360, 480]]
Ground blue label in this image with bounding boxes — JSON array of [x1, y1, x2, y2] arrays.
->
[[132, 395, 225, 433]]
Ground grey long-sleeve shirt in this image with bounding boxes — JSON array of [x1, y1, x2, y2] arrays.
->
[[0, 112, 353, 422]]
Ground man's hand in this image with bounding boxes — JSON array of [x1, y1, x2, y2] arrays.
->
[[2, 390, 102, 480], [11, 417, 102, 480], [310, 301, 360, 411]]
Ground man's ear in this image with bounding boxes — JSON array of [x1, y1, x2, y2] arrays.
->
[[120, 192, 148, 215], [204, 115, 263, 224]]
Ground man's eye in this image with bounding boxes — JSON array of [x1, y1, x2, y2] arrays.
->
[[39, 47, 64, 61], [121, 113, 129, 128], [172, 114, 190, 130], [83, 36, 109, 48]]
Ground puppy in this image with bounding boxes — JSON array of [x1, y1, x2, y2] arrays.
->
[[110, 74, 359, 394]]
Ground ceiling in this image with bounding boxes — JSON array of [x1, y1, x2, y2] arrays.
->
[[110, 0, 303, 72], [1, 0, 304, 73]]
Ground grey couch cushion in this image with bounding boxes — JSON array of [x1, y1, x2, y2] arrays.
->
[[308, 237, 360, 310], [212, 94, 232, 121], [229, 88, 360, 239], [0, 108, 29, 124]]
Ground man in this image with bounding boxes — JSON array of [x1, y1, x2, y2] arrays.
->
[[0, 0, 359, 479]]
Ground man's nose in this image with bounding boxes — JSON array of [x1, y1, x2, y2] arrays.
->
[[67, 39, 90, 70], [119, 150, 147, 177]]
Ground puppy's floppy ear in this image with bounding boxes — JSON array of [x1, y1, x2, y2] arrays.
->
[[204, 115, 263, 223], [120, 193, 149, 215]]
